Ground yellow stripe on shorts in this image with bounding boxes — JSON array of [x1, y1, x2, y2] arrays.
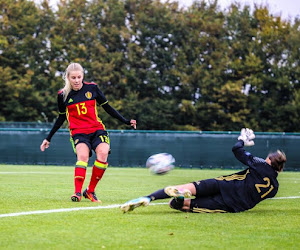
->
[[192, 208, 228, 213]]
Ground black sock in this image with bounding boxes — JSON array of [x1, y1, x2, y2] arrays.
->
[[146, 188, 170, 201]]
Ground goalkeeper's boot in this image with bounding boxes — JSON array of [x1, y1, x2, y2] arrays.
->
[[120, 197, 151, 213], [164, 186, 192, 199], [71, 192, 82, 202], [83, 188, 102, 203]]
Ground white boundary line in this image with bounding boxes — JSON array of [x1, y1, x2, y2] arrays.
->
[[0, 202, 167, 218], [271, 196, 300, 199], [1, 196, 299, 218]]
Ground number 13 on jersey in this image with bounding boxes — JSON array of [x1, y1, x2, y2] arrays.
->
[[76, 103, 87, 115]]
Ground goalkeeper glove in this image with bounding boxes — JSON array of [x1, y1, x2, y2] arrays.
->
[[238, 128, 255, 146]]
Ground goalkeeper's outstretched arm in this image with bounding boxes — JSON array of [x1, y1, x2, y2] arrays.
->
[[232, 140, 253, 166], [232, 128, 256, 166]]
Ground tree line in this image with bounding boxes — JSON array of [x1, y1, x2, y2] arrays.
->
[[0, 0, 299, 131]]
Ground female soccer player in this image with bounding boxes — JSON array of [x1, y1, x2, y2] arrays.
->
[[40, 62, 136, 203], [120, 129, 286, 213]]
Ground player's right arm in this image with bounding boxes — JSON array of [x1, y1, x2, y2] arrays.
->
[[232, 140, 253, 166], [232, 128, 256, 166], [40, 92, 66, 151]]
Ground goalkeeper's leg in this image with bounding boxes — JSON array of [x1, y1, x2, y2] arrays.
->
[[170, 195, 231, 213], [120, 183, 195, 213], [145, 183, 195, 202]]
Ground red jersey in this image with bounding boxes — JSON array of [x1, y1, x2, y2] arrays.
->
[[58, 82, 108, 136]]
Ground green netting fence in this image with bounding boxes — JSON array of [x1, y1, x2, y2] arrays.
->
[[0, 123, 299, 171]]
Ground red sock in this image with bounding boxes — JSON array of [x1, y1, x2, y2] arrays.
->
[[88, 160, 108, 193], [74, 161, 87, 193]]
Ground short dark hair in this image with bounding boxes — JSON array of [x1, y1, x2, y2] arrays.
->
[[268, 150, 286, 172]]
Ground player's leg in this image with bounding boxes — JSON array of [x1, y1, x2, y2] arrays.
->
[[120, 183, 195, 213], [168, 180, 221, 212], [146, 183, 195, 202], [189, 194, 230, 213], [71, 141, 90, 202], [121, 179, 221, 212], [120, 187, 170, 213], [150, 179, 218, 201], [193, 179, 221, 197], [170, 194, 230, 213], [164, 183, 195, 199], [83, 131, 110, 203]]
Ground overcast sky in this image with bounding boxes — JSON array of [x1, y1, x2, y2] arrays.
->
[[167, 0, 299, 21], [40, 0, 299, 21]]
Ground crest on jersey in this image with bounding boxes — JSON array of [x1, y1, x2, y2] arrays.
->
[[85, 91, 92, 99]]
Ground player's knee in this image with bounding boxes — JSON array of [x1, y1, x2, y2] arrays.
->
[[95, 145, 109, 161], [77, 154, 89, 163], [97, 153, 108, 163], [76, 144, 90, 162], [169, 198, 184, 210]]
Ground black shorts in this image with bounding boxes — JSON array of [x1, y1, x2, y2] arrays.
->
[[189, 179, 233, 213], [71, 130, 110, 156]]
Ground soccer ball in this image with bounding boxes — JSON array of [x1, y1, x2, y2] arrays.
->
[[146, 153, 175, 175]]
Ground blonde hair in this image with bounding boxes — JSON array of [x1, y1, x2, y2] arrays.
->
[[62, 63, 84, 101]]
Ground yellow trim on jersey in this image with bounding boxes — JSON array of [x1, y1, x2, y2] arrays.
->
[[95, 105, 106, 130], [215, 169, 250, 181], [76, 161, 88, 168], [66, 108, 70, 123], [192, 208, 228, 213], [100, 100, 108, 106], [94, 160, 108, 169], [59, 111, 66, 115], [66, 108, 73, 141], [97, 100, 108, 129], [70, 137, 76, 154]]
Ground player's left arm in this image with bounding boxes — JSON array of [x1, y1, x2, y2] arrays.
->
[[102, 103, 136, 129], [95, 85, 136, 129]]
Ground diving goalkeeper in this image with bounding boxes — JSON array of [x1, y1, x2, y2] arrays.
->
[[120, 128, 286, 213]]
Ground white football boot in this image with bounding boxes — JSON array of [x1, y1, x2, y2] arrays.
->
[[120, 197, 151, 213]]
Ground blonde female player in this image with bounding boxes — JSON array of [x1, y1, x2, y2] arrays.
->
[[40, 63, 136, 203]]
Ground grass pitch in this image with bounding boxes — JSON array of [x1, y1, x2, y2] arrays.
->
[[0, 165, 299, 249]]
